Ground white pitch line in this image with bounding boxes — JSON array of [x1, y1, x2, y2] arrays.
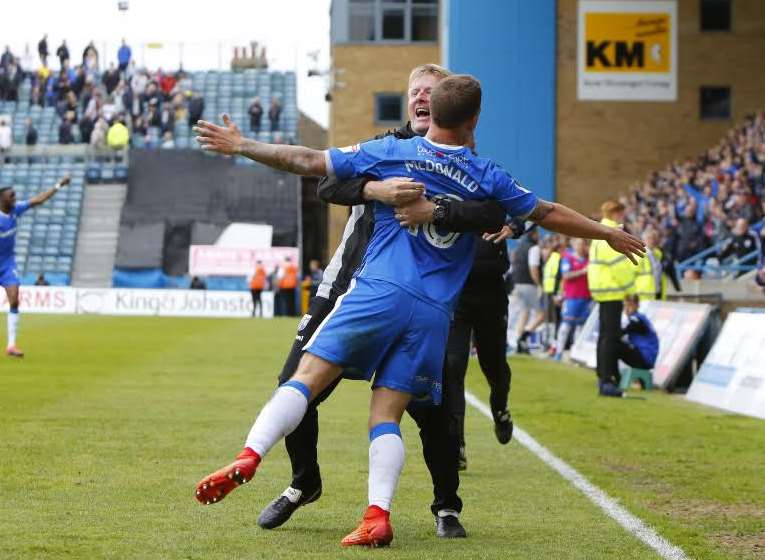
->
[[464, 390, 690, 560]]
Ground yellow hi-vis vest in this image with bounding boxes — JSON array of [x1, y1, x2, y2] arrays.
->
[[542, 251, 561, 295], [635, 247, 667, 300], [587, 218, 638, 302]]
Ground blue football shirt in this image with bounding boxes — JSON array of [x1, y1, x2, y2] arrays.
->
[[0, 200, 31, 268], [326, 135, 538, 312]]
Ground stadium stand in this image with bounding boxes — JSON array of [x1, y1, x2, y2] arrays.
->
[[621, 112, 765, 278], [0, 156, 86, 284]]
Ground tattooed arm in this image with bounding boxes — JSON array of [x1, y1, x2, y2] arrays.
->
[[194, 114, 327, 176], [529, 199, 645, 265]]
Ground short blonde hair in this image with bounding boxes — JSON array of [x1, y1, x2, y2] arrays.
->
[[408, 63, 452, 86], [601, 200, 626, 219]]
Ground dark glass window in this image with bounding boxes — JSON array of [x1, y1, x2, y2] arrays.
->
[[349, 1, 376, 41], [412, 5, 438, 41], [700, 86, 731, 120], [375, 93, 404, 124], [700, 0, 731, 31], [382, 7, 406, 40]]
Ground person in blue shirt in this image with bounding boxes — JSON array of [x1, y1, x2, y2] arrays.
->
[[619, 294, 659, 371], [192, 74, 645, 547], [117, 39, 132, 73], [0, 175, 70, 357]]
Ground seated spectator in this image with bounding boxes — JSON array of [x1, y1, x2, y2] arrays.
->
[[249, 97, 263, 133], [171, 92, 188, 122], [58, 111, 75, 144], [25, 118, 38, 146], [71, 66, 86, 98], [674, 204, 706, 263], [268, 97, 281, 132], [132, 115, 148, 137], [187, 92, 204, 127], [103, 63, 120, 95], [1, 61, 22, 101], [719, 218, 761, 263], [57, 90, 78, 118], [190, 276, 206, 290], [159, 104, 175, 134], [157, 68, 176, 99], [90, 117, 108, 148], [160, 131, 175, 149], [102, 95, 117, 123], [0, 116, 12, 152], [35, 273, 49, 286], [79, 109, 96, 144], [83, 41, 99, 73], [107, 115, 129, 149], [117, 39, 131, 73], [618, 295, 659, 371], [19, 45, 34, 79]]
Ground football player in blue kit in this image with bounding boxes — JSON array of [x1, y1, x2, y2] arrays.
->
[[192, 75, 644, 547], [0, 175, 69, 357]]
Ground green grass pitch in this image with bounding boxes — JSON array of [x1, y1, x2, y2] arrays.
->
[[1, 315, 764, 559]]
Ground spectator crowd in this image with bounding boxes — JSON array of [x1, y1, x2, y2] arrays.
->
[[619, 112, 765, 277], [0, 36, 289, 152]]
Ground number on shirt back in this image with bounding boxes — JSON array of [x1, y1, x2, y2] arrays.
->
[[406, 194, 463, 249]]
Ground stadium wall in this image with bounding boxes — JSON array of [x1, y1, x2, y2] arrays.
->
[[443, 0, 558, 203], [556, 0, 765, 212], [327, 43, 440, 257]]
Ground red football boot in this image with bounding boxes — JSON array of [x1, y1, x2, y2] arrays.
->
[[6, 346, 24, 358], [195, 447, 261, 505], [340, 505, 393, 548]]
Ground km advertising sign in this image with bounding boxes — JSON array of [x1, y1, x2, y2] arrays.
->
[[578, 0, 677, 101]]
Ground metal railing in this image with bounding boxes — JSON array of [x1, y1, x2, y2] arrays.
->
[[677, 218, 764, 278]]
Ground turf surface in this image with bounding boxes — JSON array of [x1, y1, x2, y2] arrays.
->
[[1, 315, 763, 559]]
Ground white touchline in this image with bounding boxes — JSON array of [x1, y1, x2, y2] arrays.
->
[[464, 390, 690, 560]]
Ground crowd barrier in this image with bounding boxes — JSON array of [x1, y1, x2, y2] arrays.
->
[[0, 286, 275, 319], [568, 300, 713, 390], [686, 310, 765, 420]]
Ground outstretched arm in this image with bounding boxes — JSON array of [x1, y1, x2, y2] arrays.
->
[[195, 115, 327, 176], [29, 175, 69, 207], [529, 200, 645, 265]]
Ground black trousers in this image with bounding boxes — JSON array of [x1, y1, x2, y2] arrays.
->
[[617, 340, 652, 370], [444, 291, 511, 446], [597, 300, 623, 383], [277, 289, 296, 316], [277, 296, 462, 515], [250, 289, 262, 317]]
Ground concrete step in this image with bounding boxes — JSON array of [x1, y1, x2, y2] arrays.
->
[[71, 183, 127, 288]]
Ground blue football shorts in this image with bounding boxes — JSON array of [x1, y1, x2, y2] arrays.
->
[[303, 277, 450, 405], [561, 297, 592, 326], [0, 262, 19, 287]]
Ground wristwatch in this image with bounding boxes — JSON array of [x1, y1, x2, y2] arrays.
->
[[432, 199, 450, 226]]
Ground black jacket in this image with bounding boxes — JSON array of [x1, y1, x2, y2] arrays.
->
[[313, 122, 507, 303]]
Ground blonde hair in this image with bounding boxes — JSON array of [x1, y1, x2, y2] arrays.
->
[[601, 200, 626, 219], [408, 63, 452, 86]]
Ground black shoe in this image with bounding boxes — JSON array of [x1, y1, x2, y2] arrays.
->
[[458, 446, 467, 471], [516, 333, 530, 354], [598, 381, 623, 398], [435, 512, 467, 538], [494, 409, 514, 444], [257, 485, 322, 529]]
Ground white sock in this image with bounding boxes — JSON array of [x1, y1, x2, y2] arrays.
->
[[368, 424, 405, 512], [7, 311, 19, 348], [556, 322, 572, 356], [244, 380, 310, 457]]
